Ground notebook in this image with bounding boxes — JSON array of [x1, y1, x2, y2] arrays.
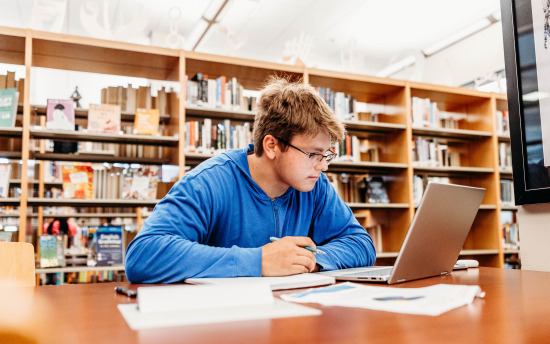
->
[[320, 182, 485, 285]]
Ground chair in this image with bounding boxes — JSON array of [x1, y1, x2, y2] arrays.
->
[[0, 242, 36, 287]]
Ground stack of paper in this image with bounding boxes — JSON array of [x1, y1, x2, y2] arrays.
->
[[281, 282, 485, 316], [118, 283, 321, 329]]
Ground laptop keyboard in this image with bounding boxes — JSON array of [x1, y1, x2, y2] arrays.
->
[[343, 267, 393, 277]]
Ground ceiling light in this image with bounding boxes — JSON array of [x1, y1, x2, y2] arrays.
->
[[376, 55, 416, 78], [422, 18, 492, 56]]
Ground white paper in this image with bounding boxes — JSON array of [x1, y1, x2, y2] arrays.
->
[[137, 283, 273, 314], [281, 282, 484, 316], [185, 273, 335, 291], [118, 299, 321, 330]]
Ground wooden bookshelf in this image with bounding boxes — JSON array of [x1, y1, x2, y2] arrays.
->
[[0, 26, 512, 268]]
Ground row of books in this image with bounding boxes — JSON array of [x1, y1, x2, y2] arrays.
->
[[184, 119, 252, 154], [185, 74, 257, 112], [413, 175, 451, 206], [498, 142, 512, 172], [411, 137, 460, 167], [496, 110, 510, 136], [502, 222, 519, 250], [411, 97, 463, 129], [101, 85, 176, 116], [0, 72, 25, 128], [326, 173, 389, 204], [42, 162, 160, 200], [332, 135, 380, 164], [40, 270, 123, 285], [500, 179, 515, 206]]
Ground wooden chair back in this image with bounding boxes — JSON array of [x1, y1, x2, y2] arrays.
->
[[0, 242, 36, 287]]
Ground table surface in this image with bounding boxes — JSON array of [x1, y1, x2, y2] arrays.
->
[[2, 267, 550, 344]]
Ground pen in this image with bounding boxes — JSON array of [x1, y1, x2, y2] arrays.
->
[[269, 236, 326, 254], [114, 286, 137, 298]]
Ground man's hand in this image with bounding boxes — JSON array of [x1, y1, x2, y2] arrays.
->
[[261, 236, 319, 276]]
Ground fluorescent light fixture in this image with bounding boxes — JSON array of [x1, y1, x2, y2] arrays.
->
[[185, 19, 209, 51], [376, 55, 416, 78], [523, 91, 550, 102], [423, 18, 492, 56]]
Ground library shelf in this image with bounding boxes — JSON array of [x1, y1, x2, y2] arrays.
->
[[0, 127, 23, 138], [412, 127, 492, 140], [29, 128, 179, 146], [30, 152, 171, 165], [27, 198, 160, 208], [35, 213, 140, 218], [0, 197, 21, 206], [185, 105, 256, 121], [347, 202, 410, 210], [36, 264, 125, 274], [31, 105, 172, 123], [328, 161, 408, 174], [413, 166, 495, 174], [376, 249, 501, 260]]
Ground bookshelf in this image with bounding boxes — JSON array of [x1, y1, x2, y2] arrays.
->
[[0, 26, 512, 269]]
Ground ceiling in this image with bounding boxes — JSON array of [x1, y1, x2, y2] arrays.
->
[[1, 0, 502, 78]]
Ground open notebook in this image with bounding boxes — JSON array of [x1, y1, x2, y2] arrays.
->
[[185, 272, 335, 290]]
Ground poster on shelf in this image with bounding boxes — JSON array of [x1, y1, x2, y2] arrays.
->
[[46, 99, 75, 131], [0, 88, 18, 127], [88, 103, 121, 133], [96, 226, 123, 266], [531, 0, 550, 166]]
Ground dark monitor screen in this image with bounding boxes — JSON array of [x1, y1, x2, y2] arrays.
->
[[501, 0, 550, 204]]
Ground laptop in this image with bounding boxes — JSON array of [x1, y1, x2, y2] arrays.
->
[[320, 182, 485, 284]]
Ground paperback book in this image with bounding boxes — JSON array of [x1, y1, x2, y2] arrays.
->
[[46, 99, 75, 130], [0, 163, 11, 198], [133, 108, 159, 135], [39, 235, 59, 268], [62, 163, 94, 199], [88, 103, 121, 134], [96, 226, 123, 266], [0, 88, 18, 127]]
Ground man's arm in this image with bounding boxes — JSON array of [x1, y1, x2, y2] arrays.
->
[[124, 178, 262, 283], [310, 174, 377, 270]]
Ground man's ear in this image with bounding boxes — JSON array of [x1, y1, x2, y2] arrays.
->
[[263, 135, 279, 160]]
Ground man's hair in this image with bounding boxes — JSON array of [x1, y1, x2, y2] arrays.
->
[[252, 76, 346, 156]]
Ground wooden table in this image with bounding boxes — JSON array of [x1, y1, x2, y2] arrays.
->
[[1, 267, 550, 344]]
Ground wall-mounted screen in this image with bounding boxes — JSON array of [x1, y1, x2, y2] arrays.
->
[[501, 0, 550, 204]]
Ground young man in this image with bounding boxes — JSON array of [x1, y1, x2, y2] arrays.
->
[[124, 77, 376, 283]]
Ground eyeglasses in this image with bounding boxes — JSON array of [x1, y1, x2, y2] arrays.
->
[[275, 137, 337, 165]]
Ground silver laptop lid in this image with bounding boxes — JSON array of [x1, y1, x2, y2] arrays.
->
[[387, 182, 485, 284]]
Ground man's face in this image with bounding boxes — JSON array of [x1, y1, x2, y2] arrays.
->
[[274, 131, 332, 192]]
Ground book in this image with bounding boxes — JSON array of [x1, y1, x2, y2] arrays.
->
[[133, 108, 159, 135], [39, 235, 60, 268], [0, 88, 18, 127], [96, 226, 124, 266], [46, 99, 76, 130], [0, 163, 11, 198], [62, 163, 94, 199], [87, 103, 121, 134]]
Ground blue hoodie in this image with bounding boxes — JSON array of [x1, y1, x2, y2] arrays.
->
[[125, 144, 376, 283]]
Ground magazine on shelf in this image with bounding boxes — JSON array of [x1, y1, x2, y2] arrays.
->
[[133, 108, 159, 135], [62, 163, 94, 199], [0, 164, 11, 198], [0, 88, 18, 127], [366, 176, 389, 204], [88, 103, 121, 134], [121, 165, 159, 200], [46, 99, 76, 130], [96, 226, 124, 266], [39, 235, 60, 268]]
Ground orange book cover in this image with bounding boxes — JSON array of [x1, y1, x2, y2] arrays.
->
[[62, 164, 94, 199], [133, 108, 159, 135]]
